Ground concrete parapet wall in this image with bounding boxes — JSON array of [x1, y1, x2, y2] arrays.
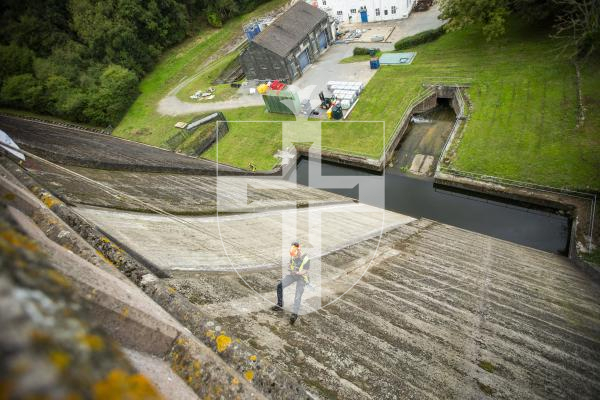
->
[[1, 157, 309, 399], [0, 162, 271, 399], [382, 89, 447, 168]]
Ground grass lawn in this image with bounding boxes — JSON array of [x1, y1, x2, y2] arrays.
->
[[203, 107, 294, 170], [114, 7, 599, 189], [113, 0, 288, 147], [314, 20, 600, 189], [175, 51, 241, 103]]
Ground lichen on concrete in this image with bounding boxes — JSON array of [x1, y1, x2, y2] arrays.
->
[[0, 209, 162, 400]]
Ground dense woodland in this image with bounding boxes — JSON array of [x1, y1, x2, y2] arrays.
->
[[1, 0, 596, 127], [0, 0, 269, 126]]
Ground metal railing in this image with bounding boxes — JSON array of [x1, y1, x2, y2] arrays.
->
[[0, 111, 112, 135]]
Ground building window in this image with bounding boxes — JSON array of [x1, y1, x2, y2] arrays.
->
[[391, 6, 397, 14], [337, 10, 342, 15], [384, 9, 388, 15], [322, 0, 326, 5], [350, 9, 357, 13], [375, 8, 380, 16]]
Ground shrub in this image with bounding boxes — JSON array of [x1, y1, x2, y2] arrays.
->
[[0, 74, 44, 110], [394, 26, 445, 50], [353, 47, 370, 56], [83, 65, 139, 126], [207, 12, 223, 28]]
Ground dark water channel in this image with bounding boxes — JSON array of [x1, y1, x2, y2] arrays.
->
[[293, 159, 569, 254], [290, 101, 570, 254]]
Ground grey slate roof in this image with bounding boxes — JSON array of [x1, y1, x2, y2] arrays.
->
[[252, 2, 327, 57]]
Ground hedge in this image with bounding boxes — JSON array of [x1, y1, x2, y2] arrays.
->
[[353, 47, 369, 56], [394, 26, 445, 51]]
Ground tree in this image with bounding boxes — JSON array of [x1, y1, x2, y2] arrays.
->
[[0, 0, 273, 124], [438, 0, 511, 40], [83, 65, 138, 125], [0, 43, 35, 84], [553, 0, 600, 57], [0, 74, 44, 110], [438, 0, 560, 40]]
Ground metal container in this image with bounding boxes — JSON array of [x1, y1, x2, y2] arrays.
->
[[262, 89, 300, 115], [244, 23, 261, 41]]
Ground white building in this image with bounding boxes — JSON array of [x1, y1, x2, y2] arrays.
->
[[306, 0, 416, 24]]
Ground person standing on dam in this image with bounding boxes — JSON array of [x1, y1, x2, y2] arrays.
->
[[271, 241, 310, 325]]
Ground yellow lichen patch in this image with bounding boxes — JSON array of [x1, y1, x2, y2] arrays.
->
[[0, 229, 39, 253], [30, 329, 51, 344], [231, 377, 240, 385], [46, 269, 71, 288], [0, 379, 14, 399], [100, 236, 122, 252], [167, 286, 177, 294], [3, 192, 15, 201], [243, 370, 254, 382], [79, 334, 105, 351], [249, 355, 257, 362], [205, 330, 216, 340], [215, 335, 232, 353], [49, 350, 71, 372], [40, 192, 62, 208], [95, 250, 114, 266], [121, 307, 129, 319], [93, 369, 162, 400]]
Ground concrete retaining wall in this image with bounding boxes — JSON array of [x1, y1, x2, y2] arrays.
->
[[382, 91, 438, 168], [193, 117, 229, 157]]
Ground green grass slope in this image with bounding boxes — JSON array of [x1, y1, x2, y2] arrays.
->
[[220, 21, 598, 188], [114, 12, 599, 189], [112, 0, 287, 147], [348, 21, 598, 189]]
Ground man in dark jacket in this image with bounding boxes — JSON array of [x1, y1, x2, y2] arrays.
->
[[271, 241, 309, 325]]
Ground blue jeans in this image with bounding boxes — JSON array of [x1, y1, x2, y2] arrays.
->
[[276, 274, 306, 314]]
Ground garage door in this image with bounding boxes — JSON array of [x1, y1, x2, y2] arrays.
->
[[297, 49, 310, 70], [318, 31, 328, 50]]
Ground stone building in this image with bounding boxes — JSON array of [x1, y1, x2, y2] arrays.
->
[[240, 2, 334, 83]]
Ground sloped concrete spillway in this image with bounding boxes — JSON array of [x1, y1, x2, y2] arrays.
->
[[22, 162, 599, 399], [3, 116, 599, 399]]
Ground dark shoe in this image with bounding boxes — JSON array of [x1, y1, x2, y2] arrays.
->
[[271, 305, 283, 312], [289, 313, 298, 325]]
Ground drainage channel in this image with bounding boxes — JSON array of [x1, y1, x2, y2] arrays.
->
[[290, 157, 570, 255]]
